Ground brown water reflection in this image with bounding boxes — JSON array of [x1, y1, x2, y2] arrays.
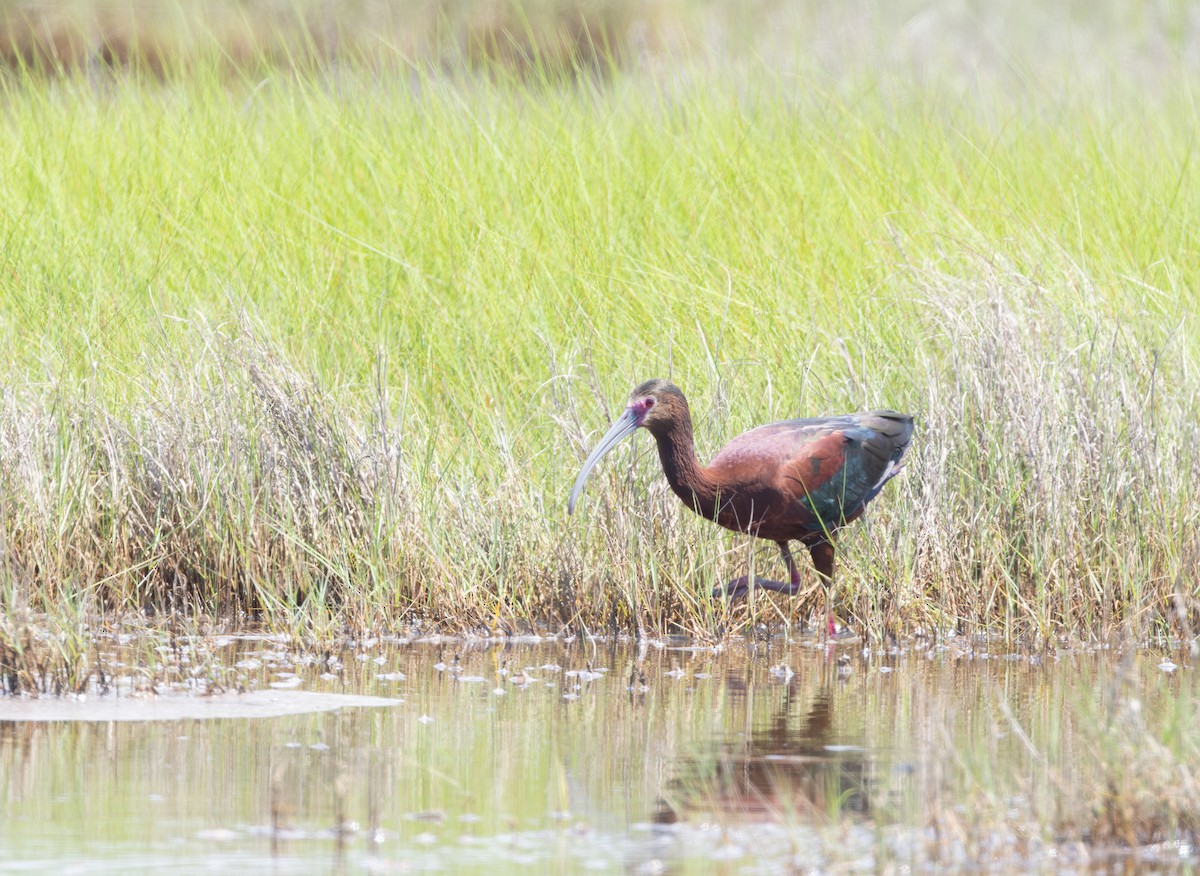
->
[[656, 684, 871, 826], [0, 636, 1195, 874]]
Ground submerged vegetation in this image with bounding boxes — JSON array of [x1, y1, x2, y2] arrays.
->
[[0, 0, 1196, 646]]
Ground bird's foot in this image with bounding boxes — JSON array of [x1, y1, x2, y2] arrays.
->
[[712, 576, 798, 601], [825, 615, 858, 641], [712, 576, 753, 601]]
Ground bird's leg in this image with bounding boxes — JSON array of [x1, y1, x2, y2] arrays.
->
[[712, 542, 803, 601], [810, 541, 837, 638]]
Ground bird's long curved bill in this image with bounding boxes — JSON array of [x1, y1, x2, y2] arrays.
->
[[567, 408, 639, 514]]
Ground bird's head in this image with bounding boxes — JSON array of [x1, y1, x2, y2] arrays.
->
[[567, 378, 686, 514], [626, 378, 694, 438]]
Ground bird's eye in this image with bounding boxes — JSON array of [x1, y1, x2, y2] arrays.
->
[[644, 398, 655, 409]]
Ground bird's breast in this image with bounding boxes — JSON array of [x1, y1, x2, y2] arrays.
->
[[705, 483, 789, 537]]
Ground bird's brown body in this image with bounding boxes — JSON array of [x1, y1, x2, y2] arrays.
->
[[569, 380, 913, 627], [649, 407, 910, 543]]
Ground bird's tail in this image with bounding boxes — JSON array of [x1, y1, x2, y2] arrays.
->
[[863, 410, 915, 478], [880, 410, 914, 454]]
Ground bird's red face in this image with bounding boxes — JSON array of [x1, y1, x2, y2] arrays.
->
[[629, 395, 656, 425], [628, 380, 686, 435]]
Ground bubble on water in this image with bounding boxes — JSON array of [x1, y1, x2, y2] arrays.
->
[[710, 843, 745, 861], [195, 828, 238, 841], [375, 671, 407, 681], [1159, 660, 1178, 673], [408, 810, 445, 823], [418, 715, 434, 724]]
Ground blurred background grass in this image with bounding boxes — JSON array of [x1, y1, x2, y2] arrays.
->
[[3, 0, 1200, 87]]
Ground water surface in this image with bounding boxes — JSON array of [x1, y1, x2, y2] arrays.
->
[[1, 635, 1195, 873]]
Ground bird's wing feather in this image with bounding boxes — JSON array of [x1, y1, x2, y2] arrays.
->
[[789, 411, 913, 526], [709, 411, 913, 538], [708, 417, 849, 469]]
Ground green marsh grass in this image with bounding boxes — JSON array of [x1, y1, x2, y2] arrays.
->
[[0, 35, 1197, 647]]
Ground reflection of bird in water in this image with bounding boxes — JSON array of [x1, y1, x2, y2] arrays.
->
[[654, 687, 870, 824]]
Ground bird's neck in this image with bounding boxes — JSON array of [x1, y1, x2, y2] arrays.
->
[[650, 417, 718, 519]]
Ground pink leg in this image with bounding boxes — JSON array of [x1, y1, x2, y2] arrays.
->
[[809, 541, 837, 638]]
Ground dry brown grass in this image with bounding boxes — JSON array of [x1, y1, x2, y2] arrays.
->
[[1, 260, 1196, 644], [0, 0, 682, 80], [842, 267, 1200, 643]]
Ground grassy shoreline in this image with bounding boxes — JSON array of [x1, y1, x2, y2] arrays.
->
[[0, 53, 1197, 642]]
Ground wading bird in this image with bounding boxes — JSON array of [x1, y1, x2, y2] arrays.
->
[[568, 380, 913, 634]]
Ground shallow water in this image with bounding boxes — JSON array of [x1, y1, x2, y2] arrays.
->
[[0, 634, 1196, 874]]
